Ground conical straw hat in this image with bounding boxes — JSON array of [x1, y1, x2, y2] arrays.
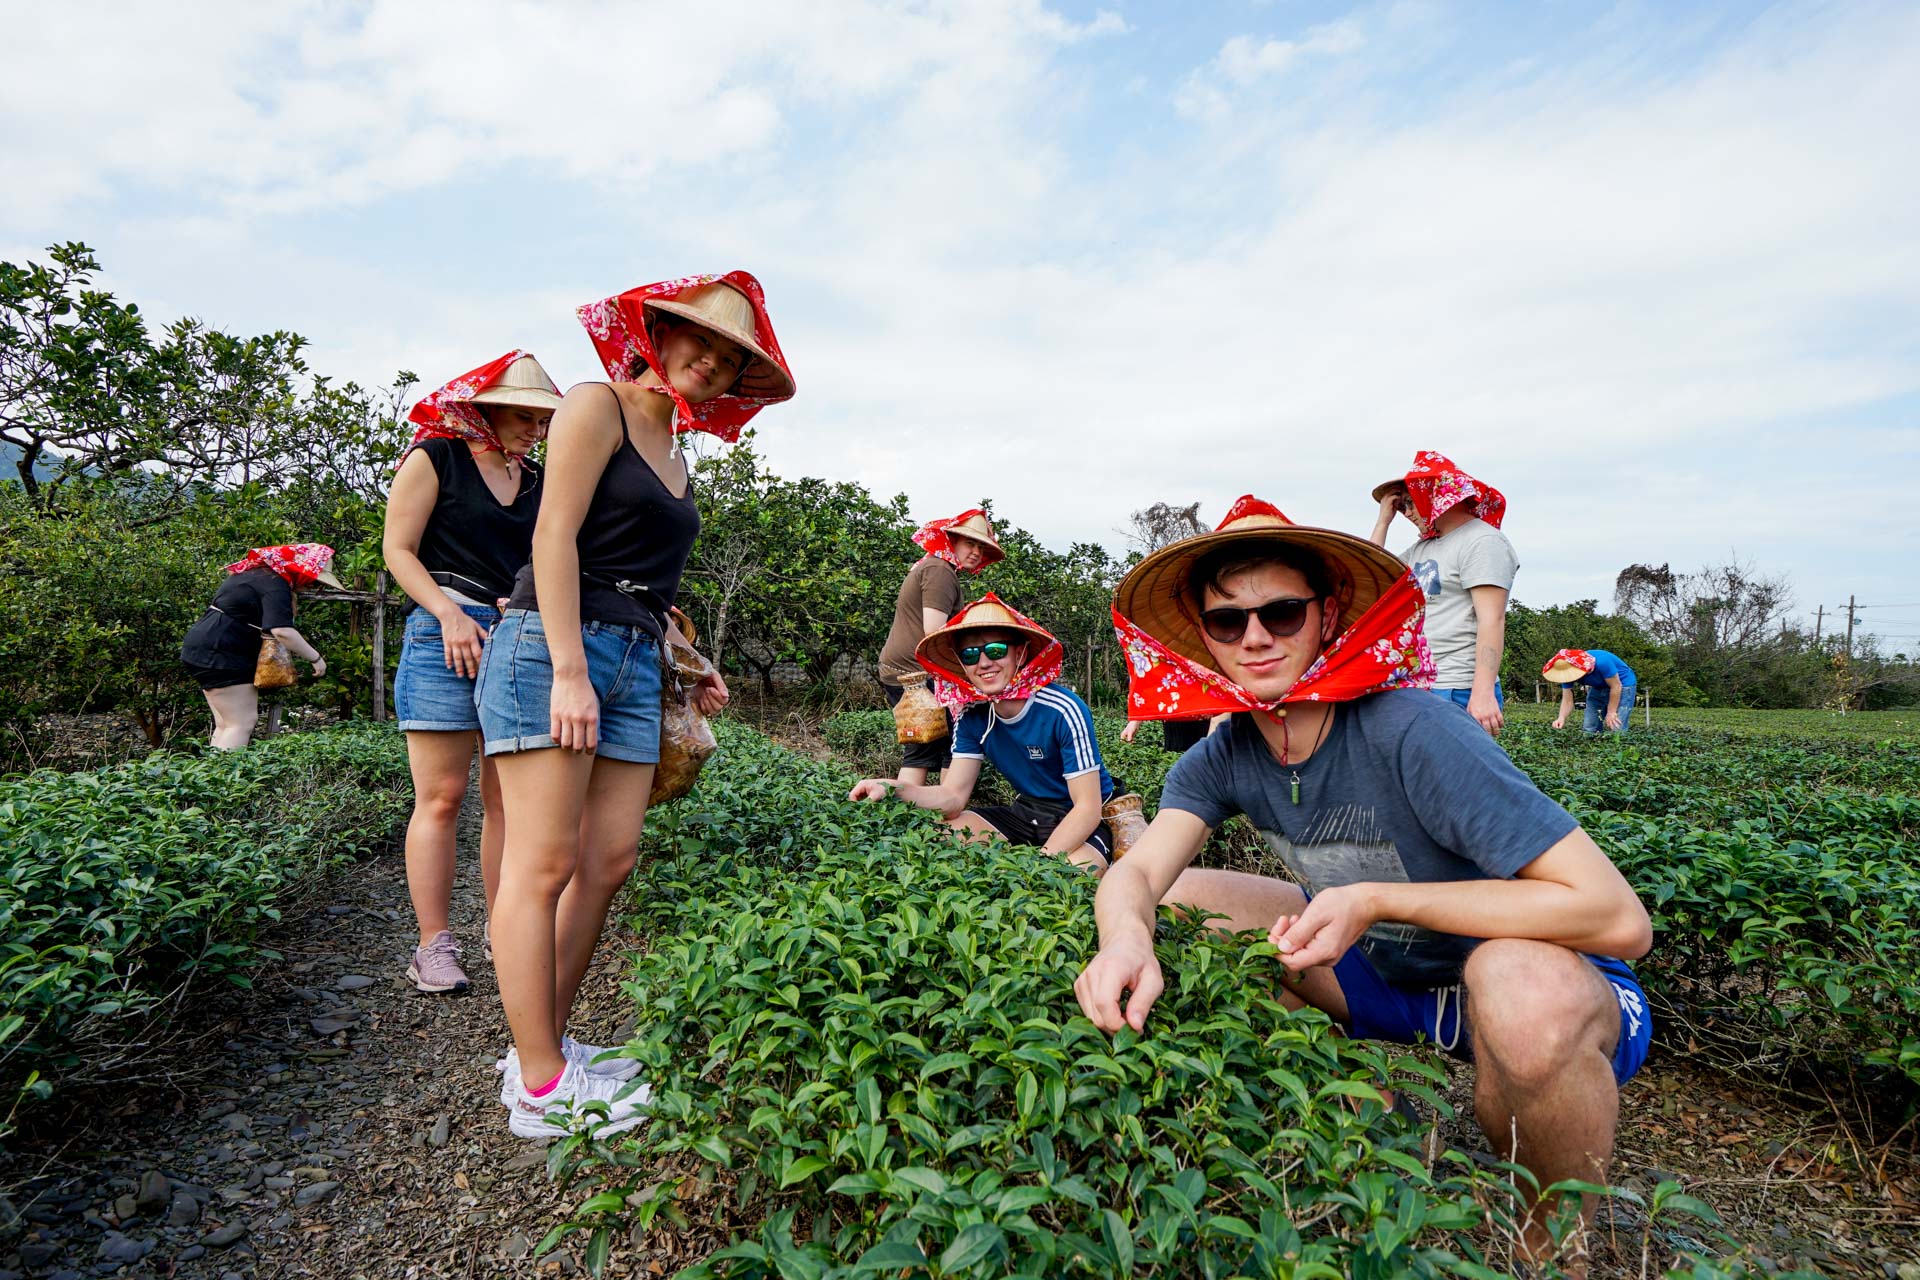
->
[[468, 354, 563, 411], [915, 595, 1055, 686], [1112, 495, 1408, 668], [644, 282, 796, 400]]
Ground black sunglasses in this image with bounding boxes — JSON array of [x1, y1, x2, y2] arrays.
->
[[1199, 596, 1316, 644], [958, 641, 1012, 666]]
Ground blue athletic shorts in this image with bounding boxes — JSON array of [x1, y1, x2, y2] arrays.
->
[[1331, 941, 1651, 1086], [475, 609, 663, 764], [393, 603, 500, 732]]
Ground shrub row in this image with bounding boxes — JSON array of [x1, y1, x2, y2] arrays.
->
[[549, 722, 1757, 1279], [826, 707, 1920, 1092], [0, 723, 410, 1129]]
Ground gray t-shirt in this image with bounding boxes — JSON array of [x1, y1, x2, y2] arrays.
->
[[1159, 691, 1578, 989], [1399, 518, 1518, 690]]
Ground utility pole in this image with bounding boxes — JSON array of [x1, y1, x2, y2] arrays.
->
[[1845, 594, 1857, 661], [1814, 604, 1824, 643]]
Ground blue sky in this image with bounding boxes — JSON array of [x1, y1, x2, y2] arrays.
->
[[5, 0, 1917, 649]]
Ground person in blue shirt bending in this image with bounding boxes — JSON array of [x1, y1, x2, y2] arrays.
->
[[849, 592, 1115, 872], [1544, 648, 1639, 734]]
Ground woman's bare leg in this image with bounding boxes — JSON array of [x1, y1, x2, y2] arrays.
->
[[551, 757, 654, 1038], [492, 747, 596, 1087], [403, 730, 478, 944], [204, 685, 259, 751], [477, 753, 505, 921]]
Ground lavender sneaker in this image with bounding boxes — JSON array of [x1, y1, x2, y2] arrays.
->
[[407, 930, 469, 994]]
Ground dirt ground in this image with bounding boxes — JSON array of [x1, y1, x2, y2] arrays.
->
[[1, 767, 1916, 1279]]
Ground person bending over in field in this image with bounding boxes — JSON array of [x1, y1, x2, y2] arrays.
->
[[849, 594, 1116, 872], [1081, 495, 1653, 1263], [1544, 647, 1639, 734]]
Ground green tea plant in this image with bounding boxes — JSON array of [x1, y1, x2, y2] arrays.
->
[[547, 723, 1767, 1279], [0, 723, 409, 1130]]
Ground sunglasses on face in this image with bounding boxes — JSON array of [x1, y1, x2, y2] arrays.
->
[[958, 641, 1012, 666], [1199, 596, 1317, 644]]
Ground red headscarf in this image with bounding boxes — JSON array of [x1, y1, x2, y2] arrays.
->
[[575, 272, 794, 444], [917, 593, 1066, 714], [913, 508, 995, 573], [402, 350, 549, 464], [1400, 451, 1505, 539], [224, 544, 337, 590], [1543, 649, 1596, 677]]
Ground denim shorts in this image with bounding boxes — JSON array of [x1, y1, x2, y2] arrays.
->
[[475, 609, 663, 764], [1434, 680, 1503, 710], [393, 604, 500, 732], [1331, 942, 1651, 1086], [1583, 684, 1636, 734]]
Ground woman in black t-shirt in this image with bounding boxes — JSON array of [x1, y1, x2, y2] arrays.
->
[[383, 351, 558, 995], [476, 275, 794, 1139], [179, 544, 338, 749]]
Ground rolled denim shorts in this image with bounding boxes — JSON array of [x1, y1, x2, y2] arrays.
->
[[393, 604, 500, 732], [476, 609, 663, 764]]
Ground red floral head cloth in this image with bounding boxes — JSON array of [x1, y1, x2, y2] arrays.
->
[[914, 592, 1064, 713], [912, 508, 1005, 573], [402, 350, 558, 465], [1541, 649, 1596, 683], [1112, 495, 1433, 724], [224, 544, 341, 590], [575, 272, 795, 445], [1400, 451, 1505, 540]]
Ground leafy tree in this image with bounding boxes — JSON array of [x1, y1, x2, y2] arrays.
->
[[0, 243, 162, 497]]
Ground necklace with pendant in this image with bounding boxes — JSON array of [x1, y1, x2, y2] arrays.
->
[[1277, 706, 1335, 805]]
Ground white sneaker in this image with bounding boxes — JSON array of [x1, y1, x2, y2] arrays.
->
[[507, 1060, 652, 1140], [494, 1039, 641, 1107]]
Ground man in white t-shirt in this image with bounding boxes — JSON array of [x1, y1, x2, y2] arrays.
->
[[1369, 452, 1517, 736]]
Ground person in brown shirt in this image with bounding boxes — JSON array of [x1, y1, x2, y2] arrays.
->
[[877, 509, 1003, 782]]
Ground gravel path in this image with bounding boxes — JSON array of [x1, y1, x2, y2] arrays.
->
[[0, 785, 642, 1279]]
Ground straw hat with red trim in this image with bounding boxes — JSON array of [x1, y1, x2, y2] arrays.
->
[[1541, 649, 1596, 683], [925, 510, 1005, 567], [914, 595, 1054, 686], [1113, 495, 1408, 669], [643, 281, 795, 401], [467, 353, 563, 412]]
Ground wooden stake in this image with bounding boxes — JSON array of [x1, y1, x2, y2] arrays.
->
[[371, 571, 388, 722]]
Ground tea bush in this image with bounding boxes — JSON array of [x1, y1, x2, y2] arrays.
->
[[828, 707, 1920, 1091], [0, 722, 409, 1127], [549, 723, 1763, 1279]]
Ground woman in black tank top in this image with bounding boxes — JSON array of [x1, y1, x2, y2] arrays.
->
[[477, 276, 796, 1136], [383, 351, 559, 994]]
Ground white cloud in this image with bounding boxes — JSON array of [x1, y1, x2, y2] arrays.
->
[[1176, 19, 1367, 120]]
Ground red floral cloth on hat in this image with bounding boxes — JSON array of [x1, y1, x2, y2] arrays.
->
[[402, 350, 547, 465], [1402, 451, 1505, 540], [1116, 574, 1435, 723], [913, 508, 992, 573], [224, 544, 337, 590], [575, 272, 793, 444], [1543, 649, 1595, 677], [918, 593, 1065, 713]]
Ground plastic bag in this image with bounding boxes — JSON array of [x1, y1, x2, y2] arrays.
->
[[1101, 792, 1148, 860], [651, 634, 718, 807], [893, 672, 947, 744], [254, 636, 297, 690]]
